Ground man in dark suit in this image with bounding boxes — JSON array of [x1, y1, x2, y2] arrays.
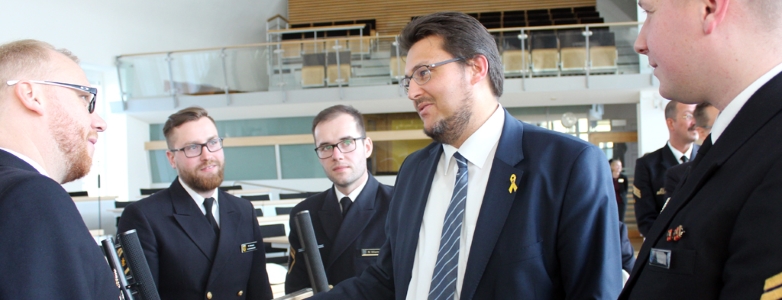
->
[[610, 159, 629, 222], [0, 40, 117, 299], [621, 0, 782, 298], [285, 105, 393, 294], [312, 12, 622, 300], [664, 103, 719, 199], [119, 107, 272, 300], [633, 100, 698, 237]]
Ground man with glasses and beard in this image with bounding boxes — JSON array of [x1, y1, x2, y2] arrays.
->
[[119, 106, 273, 300], [0, 39, 116, 299], [312, 12, 621, 300]]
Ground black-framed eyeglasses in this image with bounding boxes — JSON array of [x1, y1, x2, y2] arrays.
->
[[6, 80, 97, 113], [170, 138, 224, 158], [314, 137, 365, 159], [399, 57, 464, 92]]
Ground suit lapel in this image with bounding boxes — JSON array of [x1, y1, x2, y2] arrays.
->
[[628, 71, 782, 289], [0, 150, 39, 173], [171, 179, 219, 261], [319, 188, 342, 243], [207, 190, 239, 286], [326, 175, 381, 268], [461, 110, 525, 300]]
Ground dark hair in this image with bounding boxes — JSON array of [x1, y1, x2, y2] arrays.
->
[[693, 102, 714, 128], [163, 106, 216, 148], [399, 11, 503, 97], [312, 105, 366, 136], [664, 100, 679, 120]]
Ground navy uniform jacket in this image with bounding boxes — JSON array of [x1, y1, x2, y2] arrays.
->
[[620, 71, 782, 299], [0, 150, 118, 299], [285, 174, 392, 294], [633, 143, 698, 236], [118, 178, 273, 300], [615, 173, 629, 222], [664, 161, 690, 199], [312, 109, 622, 300]]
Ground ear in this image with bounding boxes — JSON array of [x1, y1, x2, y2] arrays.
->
[[666, 118, 676, 132], [11, 81, 45, 115], [702, 0, 730, 34], [166, 150, 177, 169], [466, 55, 490, 86], [363, 137, 373, 158]]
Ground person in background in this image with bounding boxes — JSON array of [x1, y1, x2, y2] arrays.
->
[[285, 104, 393, 294], [664, 102, 719, 199], [610, 158, 628, 222], [0, 39, 117, 299], [119, 106, 273, 300]]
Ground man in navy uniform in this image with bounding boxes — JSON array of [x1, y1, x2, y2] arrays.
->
[[285, 105, 393, 294], [119, 106, 273, 300], [664, 102, 719, 199], [633, 100, 698, 237]]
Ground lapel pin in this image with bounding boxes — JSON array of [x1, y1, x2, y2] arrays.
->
[[673, 225, 685, 241], [508, 174, 518, 193]]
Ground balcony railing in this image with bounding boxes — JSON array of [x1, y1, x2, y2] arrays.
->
[[115, 22, 641, 108]]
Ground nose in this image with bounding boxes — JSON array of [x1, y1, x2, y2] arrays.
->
[[634, 22, 649, 55], [91, 112, 107, 132], [331, 147, 345, 160], [407, 79, 424, 101]]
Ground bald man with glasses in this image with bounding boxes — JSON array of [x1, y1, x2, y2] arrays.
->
[[0, 39, 116, 299], [285, 104, 393, 294]]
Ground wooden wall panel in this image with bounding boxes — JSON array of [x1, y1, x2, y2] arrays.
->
[[289, 0, 596, 35]]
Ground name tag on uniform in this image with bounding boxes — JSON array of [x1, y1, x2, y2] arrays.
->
[[618, 178, 625, 183], [649, 248, 671, 269], [361, 249, 380, 257], [241, 241, 258, 253]]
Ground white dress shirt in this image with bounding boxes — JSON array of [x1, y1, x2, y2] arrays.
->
[[0, 147, 50, 177], [179, 177, 220, 227], [406, 105, 504, 300], [667, 141, 693, 163], [711, 62, 782, 144], [334, 175, 368, 213]]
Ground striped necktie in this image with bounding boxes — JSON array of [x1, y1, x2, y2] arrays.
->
[[429, 152, 468, 300]]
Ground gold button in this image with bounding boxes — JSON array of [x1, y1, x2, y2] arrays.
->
[[237, 290, 244, 296], [206, 291, 212, 299]]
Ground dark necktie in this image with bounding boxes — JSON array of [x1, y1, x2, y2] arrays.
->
[[203, 197, 220, 235], [340, 197, 352, 217], [680, 155, 688, 163], [429, 152, 468, 300]]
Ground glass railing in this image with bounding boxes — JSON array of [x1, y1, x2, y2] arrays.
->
[[116, 22, 641, 104]]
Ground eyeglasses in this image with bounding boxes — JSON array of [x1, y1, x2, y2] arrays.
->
[[6, 80, 97, 113], [681, 114, 694, 121], [170, 138, 224, 158], [399, 57, 464, 92], [314, 137, 365, 159]]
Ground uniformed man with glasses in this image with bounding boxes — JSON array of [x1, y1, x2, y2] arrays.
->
[[118, 106, 274, 300], [0, 39, 116, 299], [285, 104, 393, 294]]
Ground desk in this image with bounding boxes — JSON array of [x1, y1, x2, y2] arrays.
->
[[258, 215, 289, 225], [228, 188, 272, 196], [251, 199, 304, 208], [263, 236, 290, 249], [72, 195, 118, 202]]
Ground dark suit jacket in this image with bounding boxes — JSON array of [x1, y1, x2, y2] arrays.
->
[[620, 71, 782, 299], [285, 174, 392, 293], [118, 178, 273, 300], [312, 109, 623, 300], [615, 173, 629, 222], [633, 143, 698, 236], [619, 222, 636, 273], [0, 150, 118, 299], [664, 161, 690, 199]]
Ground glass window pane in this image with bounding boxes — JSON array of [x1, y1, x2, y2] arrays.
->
[[280, 144, 323, 179], [224, 146, 277, 180], [150, 150, 177, 183]]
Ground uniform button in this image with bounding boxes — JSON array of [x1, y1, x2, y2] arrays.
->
[[237, 290, 244, 296], [206, 291, 213, 299]]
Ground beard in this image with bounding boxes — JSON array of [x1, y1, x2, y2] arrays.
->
[[179, 159, 225, 193], [49, 104, 93, 184], [421, 93, 473, 146]]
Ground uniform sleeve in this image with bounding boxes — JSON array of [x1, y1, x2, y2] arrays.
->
[[118, 202, 160, 287], [247, 207, 273, 300], [633, 158, 657, 236]]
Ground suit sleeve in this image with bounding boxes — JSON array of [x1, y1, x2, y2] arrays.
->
[[720, 158, 782, 298], [556, 145, 623, 299], [633, 158, 657, 236], [619, 223, 636, 273], [0, 176, 118, 299], [284, 206, 310, 294], [118, 202, 160, 287], [247, 207, 273, 300], [309, 238, 396, 299]]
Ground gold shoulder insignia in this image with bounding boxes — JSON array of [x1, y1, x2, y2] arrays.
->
[[764, 271, 782, 292], [656, 187, 666, 195], [288, 247, 296, 274], [633, 185, 641, 198]]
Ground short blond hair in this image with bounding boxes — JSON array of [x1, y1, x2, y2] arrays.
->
[[0, 39, 78, 85]]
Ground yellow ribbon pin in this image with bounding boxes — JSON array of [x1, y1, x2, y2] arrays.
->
[[509, 174, 518, 193]]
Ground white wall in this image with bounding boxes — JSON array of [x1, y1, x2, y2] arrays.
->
[[637, 90, 669, 156]]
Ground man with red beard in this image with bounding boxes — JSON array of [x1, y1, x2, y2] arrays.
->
[[0, 39, 117, 299], [119, 106, 273, 300]]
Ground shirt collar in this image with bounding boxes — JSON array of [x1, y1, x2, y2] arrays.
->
[[178, 176, 219, 204], [711, 62, 782, 144], [441, 104, 505, 173], [0, 147, 50, 177], [666, 141, 693, 163], [334, 174, 369, 202]]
